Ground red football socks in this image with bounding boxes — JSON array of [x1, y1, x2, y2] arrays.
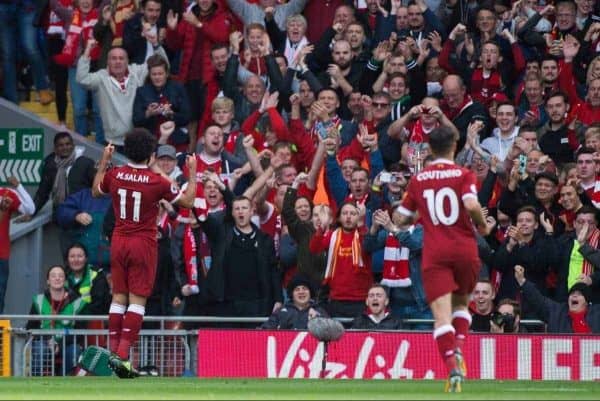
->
[[433, 325, 457, 373], [116, 304, 145, 360], [108, 303, 126, 354], [452, 310, 472, 351]]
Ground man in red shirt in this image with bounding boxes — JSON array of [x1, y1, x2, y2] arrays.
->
[[0, 176, 35, 313], [92, 128, 197, 378], [396, 126, 489, 392]]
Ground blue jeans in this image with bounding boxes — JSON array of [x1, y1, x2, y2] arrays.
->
[[68, 67, 104, 143], [0, 259, 7, 314], [0, 2, 49, 103]]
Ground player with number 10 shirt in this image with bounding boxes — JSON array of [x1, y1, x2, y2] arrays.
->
[[397, 161, 480, 300]]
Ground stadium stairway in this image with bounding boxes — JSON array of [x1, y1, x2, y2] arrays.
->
[[19, 90, 75, 132]]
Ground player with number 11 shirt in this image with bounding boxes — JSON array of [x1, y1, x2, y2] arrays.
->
[[395, 126, 489, 393], [92, 128, 197, 378]]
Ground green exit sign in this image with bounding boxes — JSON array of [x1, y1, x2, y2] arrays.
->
[[0, 128, 44, 185]]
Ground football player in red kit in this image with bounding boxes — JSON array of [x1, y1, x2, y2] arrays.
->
[[92, 128, 197, 378], [395, 126, 490, 392]]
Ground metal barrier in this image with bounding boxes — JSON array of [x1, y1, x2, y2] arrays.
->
[[0, 320, 10, 377], [0, 315, 546, 377]]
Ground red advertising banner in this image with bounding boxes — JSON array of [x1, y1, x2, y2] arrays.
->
[[197, 330, 600, 380]]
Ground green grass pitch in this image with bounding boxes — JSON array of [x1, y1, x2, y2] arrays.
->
[[0, 378, 598, 400]]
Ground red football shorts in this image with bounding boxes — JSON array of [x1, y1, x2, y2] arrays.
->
[[422, 256, 480, 303], [110, 234, 158, 298]]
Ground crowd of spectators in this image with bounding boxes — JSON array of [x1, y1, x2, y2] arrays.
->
[[4, 0, 600, 337]]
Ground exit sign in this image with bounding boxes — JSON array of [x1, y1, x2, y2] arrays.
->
[[0, 128, 44, 185]]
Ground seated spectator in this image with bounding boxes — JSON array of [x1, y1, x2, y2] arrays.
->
[[26, 265, 87, 376], [469, 279, 496, 332], [490, 298, 528, 333], [261, 274, 327, 330], [351, 284, 403, 330], [133, 54, 191, 152], [65, 243, 111, 315], [515, 265, 600, 333], [0, 176, 35, 313]]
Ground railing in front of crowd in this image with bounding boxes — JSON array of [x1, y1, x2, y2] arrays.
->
[[0, 315, 546, 378]]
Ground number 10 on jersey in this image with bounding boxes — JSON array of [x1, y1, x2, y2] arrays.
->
[[423, 187, 459, 226]]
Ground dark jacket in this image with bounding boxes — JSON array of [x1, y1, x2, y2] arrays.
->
[[132, 79, 191, 147], [520, 280, 600, 333], [33, 150, 96, 216], [123, 13, 167, 65], [199, 188, 282, 312], [493, 233, 560, 302], [66, 265, 111, 315], [351, 311, 403, 330], [261, 301, 328, 330], [281, 187, 327, 286]]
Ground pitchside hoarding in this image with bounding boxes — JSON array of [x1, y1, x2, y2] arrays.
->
[[197, 330, 600, 380]]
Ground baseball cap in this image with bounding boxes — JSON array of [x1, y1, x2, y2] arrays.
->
[[156, 145, 177, 160], [534, 171, 559, 186]]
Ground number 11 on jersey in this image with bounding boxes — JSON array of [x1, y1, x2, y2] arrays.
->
[[117, 188, 142, 222]]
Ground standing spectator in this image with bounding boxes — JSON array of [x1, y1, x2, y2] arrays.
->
[[64, 243, 111, 315], [26, 265, 87, 376], [76, 38, 167, 149], [515, 265, 600, 333], [538, 91, 579, 165], [91, 129, 197, 378], [0, 176, 35, 313], [133, 54, 191, 152], [0, 0, 53, 104], [480, 102, 519, 162], [197, 173, 283, 321], [226, 0, 308, 31], [16, 132, 95, 223], [122, 0, 165, 65], [302, 0, 346, 44], [165, 0, 235, 152], [351, 283, 404, 330], [394, 126, 490, 392], [261, 274, 327, 330], [310, 201, 374, 318], [51, 0, 105, 143]]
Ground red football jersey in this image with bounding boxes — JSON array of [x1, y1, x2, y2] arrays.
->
[[398, 159, 479, 265], [0, 188, 21, 259], [99, 164, 181, 239]]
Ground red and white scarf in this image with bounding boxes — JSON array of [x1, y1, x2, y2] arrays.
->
[[324, 228, 364, 280], [381, 232, 411, 288], [54, 8, 100, 67], [583, 228, 600, 276], [182, 223, 200, 293], [109, 70, 130, 93]]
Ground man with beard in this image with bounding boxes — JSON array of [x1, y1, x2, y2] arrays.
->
[[538, 91, 579, 165], [316, 39, 365, 119]]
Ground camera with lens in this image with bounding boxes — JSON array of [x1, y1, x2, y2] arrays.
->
[[491, 312, 516, 332]]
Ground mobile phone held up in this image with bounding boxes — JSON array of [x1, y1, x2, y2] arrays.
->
[[518, 154, 527, 175], [380, 172, 395, 184]]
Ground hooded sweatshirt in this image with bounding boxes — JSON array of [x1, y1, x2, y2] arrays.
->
[[480, 126, 519, 162]]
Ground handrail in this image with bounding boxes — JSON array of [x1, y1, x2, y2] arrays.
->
[[0, 314, 546, 327]]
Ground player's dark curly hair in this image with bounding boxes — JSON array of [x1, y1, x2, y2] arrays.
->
[[124, 128, 157, 163]]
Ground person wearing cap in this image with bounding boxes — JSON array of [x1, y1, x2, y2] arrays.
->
[[515, 265, 600, 333], [494, 205, 561, 319], [260, 274, 328, 330], [498, 166, 565, 237], [156, 144, 183, 184]]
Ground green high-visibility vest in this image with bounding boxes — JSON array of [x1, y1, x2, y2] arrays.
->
[[33, 293, 87, 339]]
